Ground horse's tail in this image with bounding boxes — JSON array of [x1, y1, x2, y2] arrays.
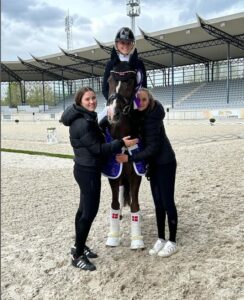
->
[[121, 177, 131, 207]]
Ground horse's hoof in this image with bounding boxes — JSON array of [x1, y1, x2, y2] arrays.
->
[[130, 239, 145, 250], [106, 236, 120, 247]]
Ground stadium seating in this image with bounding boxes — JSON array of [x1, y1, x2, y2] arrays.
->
[[2, 79, 242, 116], [24, 80, 244, 113], [150, 78, 244, 109]]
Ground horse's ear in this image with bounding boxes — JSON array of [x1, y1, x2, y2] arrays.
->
[[129, 48, 138, 69]]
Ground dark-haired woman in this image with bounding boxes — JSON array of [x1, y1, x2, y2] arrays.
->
[[61, 87, 138, 271]]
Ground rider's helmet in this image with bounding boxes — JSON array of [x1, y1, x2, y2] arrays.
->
[[115, 27, 135, 43]]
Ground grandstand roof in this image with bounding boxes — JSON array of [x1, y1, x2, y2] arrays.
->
[[1, 12, 244, 83]]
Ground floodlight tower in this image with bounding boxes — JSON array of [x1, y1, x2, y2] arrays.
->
[[65, 10, 73, 50], [126, 0, 140, 35]]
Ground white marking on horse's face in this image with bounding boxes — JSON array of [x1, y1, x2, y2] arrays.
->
[[112, 99, 117, 110], [107, 99, 117, 122], [116, 81, 121, 94]]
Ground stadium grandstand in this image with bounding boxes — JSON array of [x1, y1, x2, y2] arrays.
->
[[1, 12, 244, 120]]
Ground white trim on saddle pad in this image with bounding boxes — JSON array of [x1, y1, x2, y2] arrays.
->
[[132, 162, 146, 176], [102, 162, 123, 179], [127, 145, 146, 177], [102, 147, 126, 179], [127, 144, 138, 152]]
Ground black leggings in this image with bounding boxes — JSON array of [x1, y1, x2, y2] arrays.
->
[[150, 159, 178, 242], [73, 164, 101, 257]]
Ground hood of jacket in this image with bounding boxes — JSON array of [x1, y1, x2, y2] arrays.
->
[[61, 104, 97, 126], [146, 100, 165, 121]]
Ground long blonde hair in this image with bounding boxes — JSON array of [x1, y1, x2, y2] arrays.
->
[[138, 87, 155, 112]]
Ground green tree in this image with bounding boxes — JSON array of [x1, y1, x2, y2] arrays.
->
[[26, 83, 55, 106], [1, 82, 56, 107], [1, 82, 23, 107]]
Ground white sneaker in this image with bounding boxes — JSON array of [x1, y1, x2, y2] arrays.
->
[[149, 239, 166, 255], [158, 241, 178, 257]]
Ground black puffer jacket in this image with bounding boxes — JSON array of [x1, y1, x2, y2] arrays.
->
[[131, 100, 175, 165], [61, 104, 124, 167]]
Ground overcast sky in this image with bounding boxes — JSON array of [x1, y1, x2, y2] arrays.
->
[[2, 0, 244, 62]]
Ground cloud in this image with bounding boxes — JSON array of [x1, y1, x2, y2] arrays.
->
[[1, 0, 93, 60], [178, 0, 244, 22], [1, 0, 244, 61], [2, 0, 65, 28]]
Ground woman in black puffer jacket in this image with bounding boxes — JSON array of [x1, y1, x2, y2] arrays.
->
[[61, 87, 137, 271], [116, 88, 178, 258]]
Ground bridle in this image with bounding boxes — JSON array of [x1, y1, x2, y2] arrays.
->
[[108, 69, 136, 119]]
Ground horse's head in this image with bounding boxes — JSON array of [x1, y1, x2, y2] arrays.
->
[[107, 61, 136, 123]]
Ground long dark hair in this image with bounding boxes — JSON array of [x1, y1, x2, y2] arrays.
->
[[74, 87, 95, 106]]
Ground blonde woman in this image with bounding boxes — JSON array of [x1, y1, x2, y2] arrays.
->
[[116, 88, 178, 257]]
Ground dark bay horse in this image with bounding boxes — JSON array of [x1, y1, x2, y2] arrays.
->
[[103, 55, 145, 249]]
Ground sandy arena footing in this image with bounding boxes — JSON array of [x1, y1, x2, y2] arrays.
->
[[1, 119, 244, 300]]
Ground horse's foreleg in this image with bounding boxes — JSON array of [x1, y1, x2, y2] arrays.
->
[[130, 174, 141, 213], [109, 178, 120, 210], [106, 179, 121, 247], [130, 174, 145, 250], [118, 185, 124, 218]]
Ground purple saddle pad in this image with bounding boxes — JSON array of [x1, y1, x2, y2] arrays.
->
[[102, 128, 122, 179], [127, 142, 146, 176], [102, 155, 123, 179], [102, 128, 146, 178]]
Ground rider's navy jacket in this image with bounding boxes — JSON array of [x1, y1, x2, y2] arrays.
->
[[61, 104, 124, 167], [130, 100, 175, 165], [102, 47, 147, 101]]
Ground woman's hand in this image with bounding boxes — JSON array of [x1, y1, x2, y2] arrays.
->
[[122, 136, 138, 147], [116, 154, 129, 163]]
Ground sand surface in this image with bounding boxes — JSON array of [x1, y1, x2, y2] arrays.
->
[[1, 119, 244, 300]]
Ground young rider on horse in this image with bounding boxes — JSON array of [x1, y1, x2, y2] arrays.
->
[[102, 27, 147, 104], [116, 88, 178, 257], [99, 28, 148, 249], [100, 27, 148, 174]]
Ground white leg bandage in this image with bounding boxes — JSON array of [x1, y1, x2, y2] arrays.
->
[[106, 209, 121, 247], [130, 211, 145, 249]]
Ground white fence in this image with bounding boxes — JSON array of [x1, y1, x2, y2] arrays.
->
[[1, 112, 62, 122], [1, 107, 244, 122]]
